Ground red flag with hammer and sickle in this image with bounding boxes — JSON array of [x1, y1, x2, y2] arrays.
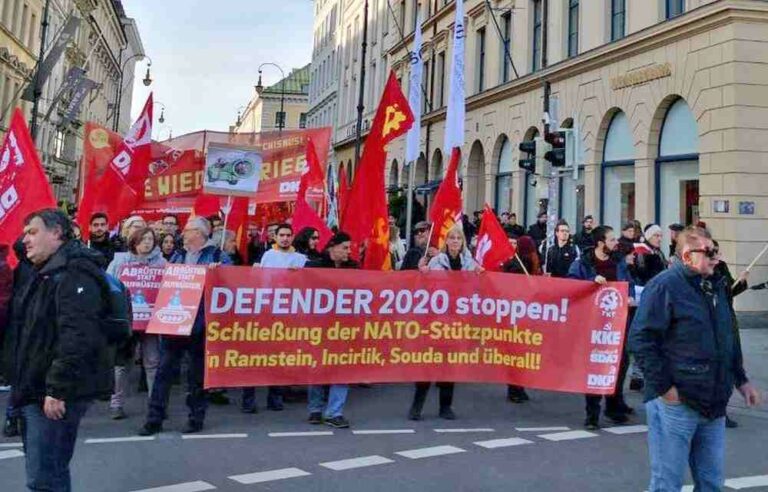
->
[[341, 71, 414, 270]]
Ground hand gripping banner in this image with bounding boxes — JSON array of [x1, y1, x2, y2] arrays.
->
[[204, 269, 629, 395]]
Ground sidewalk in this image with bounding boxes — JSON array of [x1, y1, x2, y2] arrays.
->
[[736, 312, 768, 330], [729, 328, 768, 420]]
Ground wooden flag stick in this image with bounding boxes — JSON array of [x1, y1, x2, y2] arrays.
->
[[515, 253, 530, 277], [733, 242, 768, 288]]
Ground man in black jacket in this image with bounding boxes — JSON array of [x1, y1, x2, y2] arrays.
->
[[527, 212, 548, 248], [87, 212, 115, 266], [573, 215, 595, 250], [542, 220, 580, 278], [400, 221, 438, 271], [5, 209, 111, 491]]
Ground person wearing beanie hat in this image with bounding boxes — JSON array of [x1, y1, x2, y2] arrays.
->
[[139, 216, 232, 437], [112, 215, 147, 253], [304, 231, 358, 429], [636, 224, 667, 286]]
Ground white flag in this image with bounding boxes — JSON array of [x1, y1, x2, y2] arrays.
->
[[444, 0, 465, 151], [405, 11, 423, 165]]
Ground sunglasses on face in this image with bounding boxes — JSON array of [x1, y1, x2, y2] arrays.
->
[[689, 248, 719, 259]]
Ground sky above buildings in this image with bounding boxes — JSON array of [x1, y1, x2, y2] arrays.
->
[[126, 0, 314, 139]]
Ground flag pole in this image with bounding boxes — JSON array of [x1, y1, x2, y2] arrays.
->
[[733, 242, 768, 288], [405, 159, 416, 249], [515, 253, 530, 277], [220, 195, 233, 250], [422, 222, 436, 263]]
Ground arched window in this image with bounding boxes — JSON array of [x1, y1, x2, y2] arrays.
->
[[495, 136, 514, 213], [657, 98, 699, 228], [601, 111, 635, 230]]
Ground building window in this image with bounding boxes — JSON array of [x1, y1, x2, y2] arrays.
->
[[412, 0, 420, 32], [532, 0, 542, 72], [611, 0, 626, 41], [495, 138, 514, 213], [436, 51, 446, 108], [275, 111, 286, 128], [54, 130, 65, 159], [476, 27, 486, 93], [397, 1, 406, 32], [666, 0, 684, 19], [501, 12, 512, 83], [299, 113, 307, 129], [601, 111, 635, 230], [568, 0, 579, 57]]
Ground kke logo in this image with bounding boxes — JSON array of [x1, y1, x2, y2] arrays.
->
[[382, 104, 407, 139], [594, 287, 623, 318]]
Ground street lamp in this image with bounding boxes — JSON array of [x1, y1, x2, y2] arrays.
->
[[113, 55, 153, 131], [255, 62, 286, 133], [153, 101, 166, 124]]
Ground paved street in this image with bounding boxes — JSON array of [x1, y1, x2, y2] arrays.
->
[[1, 327, 767, 492]]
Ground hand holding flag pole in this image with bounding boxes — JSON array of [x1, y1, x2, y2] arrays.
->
[[733, 242, 768, 288]]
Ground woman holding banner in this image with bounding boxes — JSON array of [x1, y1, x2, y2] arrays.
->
[[501, 235, 541, 404], [106, 227, 166, 420], [410, 224, 480, 421]]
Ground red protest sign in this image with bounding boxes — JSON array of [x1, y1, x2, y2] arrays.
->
[[147, 264, 207, 336], [203, 269, 629, 395], [118, 264, 165, 331]]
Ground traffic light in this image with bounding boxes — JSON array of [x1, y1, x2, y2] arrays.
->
[[544, 131, 566, 167], [518, 140, 536, 174]]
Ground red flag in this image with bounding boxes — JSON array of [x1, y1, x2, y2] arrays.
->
[[429, 147, 462, 249], [193, 193, 221, 218], [474, 204, 516, 271], [292, 138, 332, 250], [223, 196, 250, 261], [0, 109, 56, 261], [76, 122, 124, 239], [341, 72, 414, 270], [90, 93, 154, 227]]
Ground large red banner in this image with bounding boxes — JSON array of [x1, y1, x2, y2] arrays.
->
[[203, 269, 629, 395]]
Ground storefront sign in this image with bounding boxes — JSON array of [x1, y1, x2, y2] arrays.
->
[[611, 63, 672, 90]]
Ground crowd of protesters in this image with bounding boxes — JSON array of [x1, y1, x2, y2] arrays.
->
[[0, 206, 762, 491]]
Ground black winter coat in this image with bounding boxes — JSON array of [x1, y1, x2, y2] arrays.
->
[[4, 241, 112, 406]]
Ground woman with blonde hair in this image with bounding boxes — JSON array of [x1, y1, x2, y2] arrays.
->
[[410, 223, 481, 420]]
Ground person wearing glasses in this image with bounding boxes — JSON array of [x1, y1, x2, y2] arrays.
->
[[400, 221, 438, 271], [139, 217, 232, 436], [630, 227, 761, 492], [293, 227, 323, 262]]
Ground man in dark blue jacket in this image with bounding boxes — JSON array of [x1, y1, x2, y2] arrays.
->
[[139, 217, 231, 436], [630, 226, 760, 491], [568, 225, 635, 429]]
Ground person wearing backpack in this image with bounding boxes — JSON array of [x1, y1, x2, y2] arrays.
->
[[139, 217, 231, 436], [3, 209, 114, 491]]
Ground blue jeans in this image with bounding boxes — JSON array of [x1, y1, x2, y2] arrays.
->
[[146, 334, 207, 425], [308, 385, 348, 418], [645, 397, 725, 492], [21, 400, 91, 492]]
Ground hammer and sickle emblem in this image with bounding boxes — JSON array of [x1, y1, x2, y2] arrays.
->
[[382, 104, 407, 138], [372, 217, 389, 247]]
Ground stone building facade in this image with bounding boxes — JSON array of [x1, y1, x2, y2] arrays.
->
[[320, 0, 768, 311]]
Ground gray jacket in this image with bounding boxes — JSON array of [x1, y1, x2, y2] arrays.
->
[[106, 247, 166, 277], [428, 250, 479, 271]]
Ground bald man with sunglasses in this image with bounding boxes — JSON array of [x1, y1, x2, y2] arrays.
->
[[630, 226, 761, 492]]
